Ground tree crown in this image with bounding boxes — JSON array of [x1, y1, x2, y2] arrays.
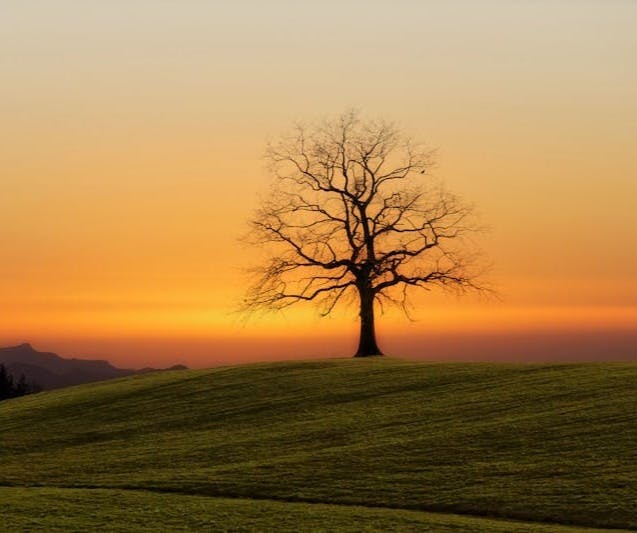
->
[[244, 111, 485, 317]]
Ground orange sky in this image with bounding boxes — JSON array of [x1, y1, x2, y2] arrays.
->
[[2, 1, 636, 367]]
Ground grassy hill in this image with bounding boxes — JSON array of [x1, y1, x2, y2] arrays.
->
[[1, 358, 635, 531]]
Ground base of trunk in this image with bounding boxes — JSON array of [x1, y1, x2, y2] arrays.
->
[[353, 351, 384, 358], [355, 287, 383, 357]]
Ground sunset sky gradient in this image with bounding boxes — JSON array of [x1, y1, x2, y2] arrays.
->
[[2, 1, 636, 367]]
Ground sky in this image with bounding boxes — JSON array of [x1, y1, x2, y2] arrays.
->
[[1, 1, 636, 367]]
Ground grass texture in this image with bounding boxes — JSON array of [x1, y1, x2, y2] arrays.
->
[[1, 358, 635, 530]]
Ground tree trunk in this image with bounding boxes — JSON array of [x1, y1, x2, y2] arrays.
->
[[354, 287, 383, 357]]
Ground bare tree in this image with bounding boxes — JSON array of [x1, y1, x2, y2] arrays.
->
[[243, 111, 485, 357]]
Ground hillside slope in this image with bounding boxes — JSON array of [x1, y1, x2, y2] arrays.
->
[[1, 359, 635, 529]]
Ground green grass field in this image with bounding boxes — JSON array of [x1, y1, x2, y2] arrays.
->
[[1, 358, 635, 531]]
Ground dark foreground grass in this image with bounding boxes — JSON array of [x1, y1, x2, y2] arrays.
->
[[1, 358, 636, 530], [2, 487, 623, 532]]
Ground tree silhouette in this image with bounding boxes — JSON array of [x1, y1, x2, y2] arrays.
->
[[0, 364, 39, 401], [244, 111, 486, 357], [0, 364, 13, 399]]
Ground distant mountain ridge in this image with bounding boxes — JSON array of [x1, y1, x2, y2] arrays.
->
[[0, 344, 186, 390]]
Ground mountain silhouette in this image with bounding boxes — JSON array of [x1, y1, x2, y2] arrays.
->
[[0, 344, 186, 390]]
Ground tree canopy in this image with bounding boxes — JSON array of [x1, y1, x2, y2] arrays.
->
[[244, 111, 486, 356]]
